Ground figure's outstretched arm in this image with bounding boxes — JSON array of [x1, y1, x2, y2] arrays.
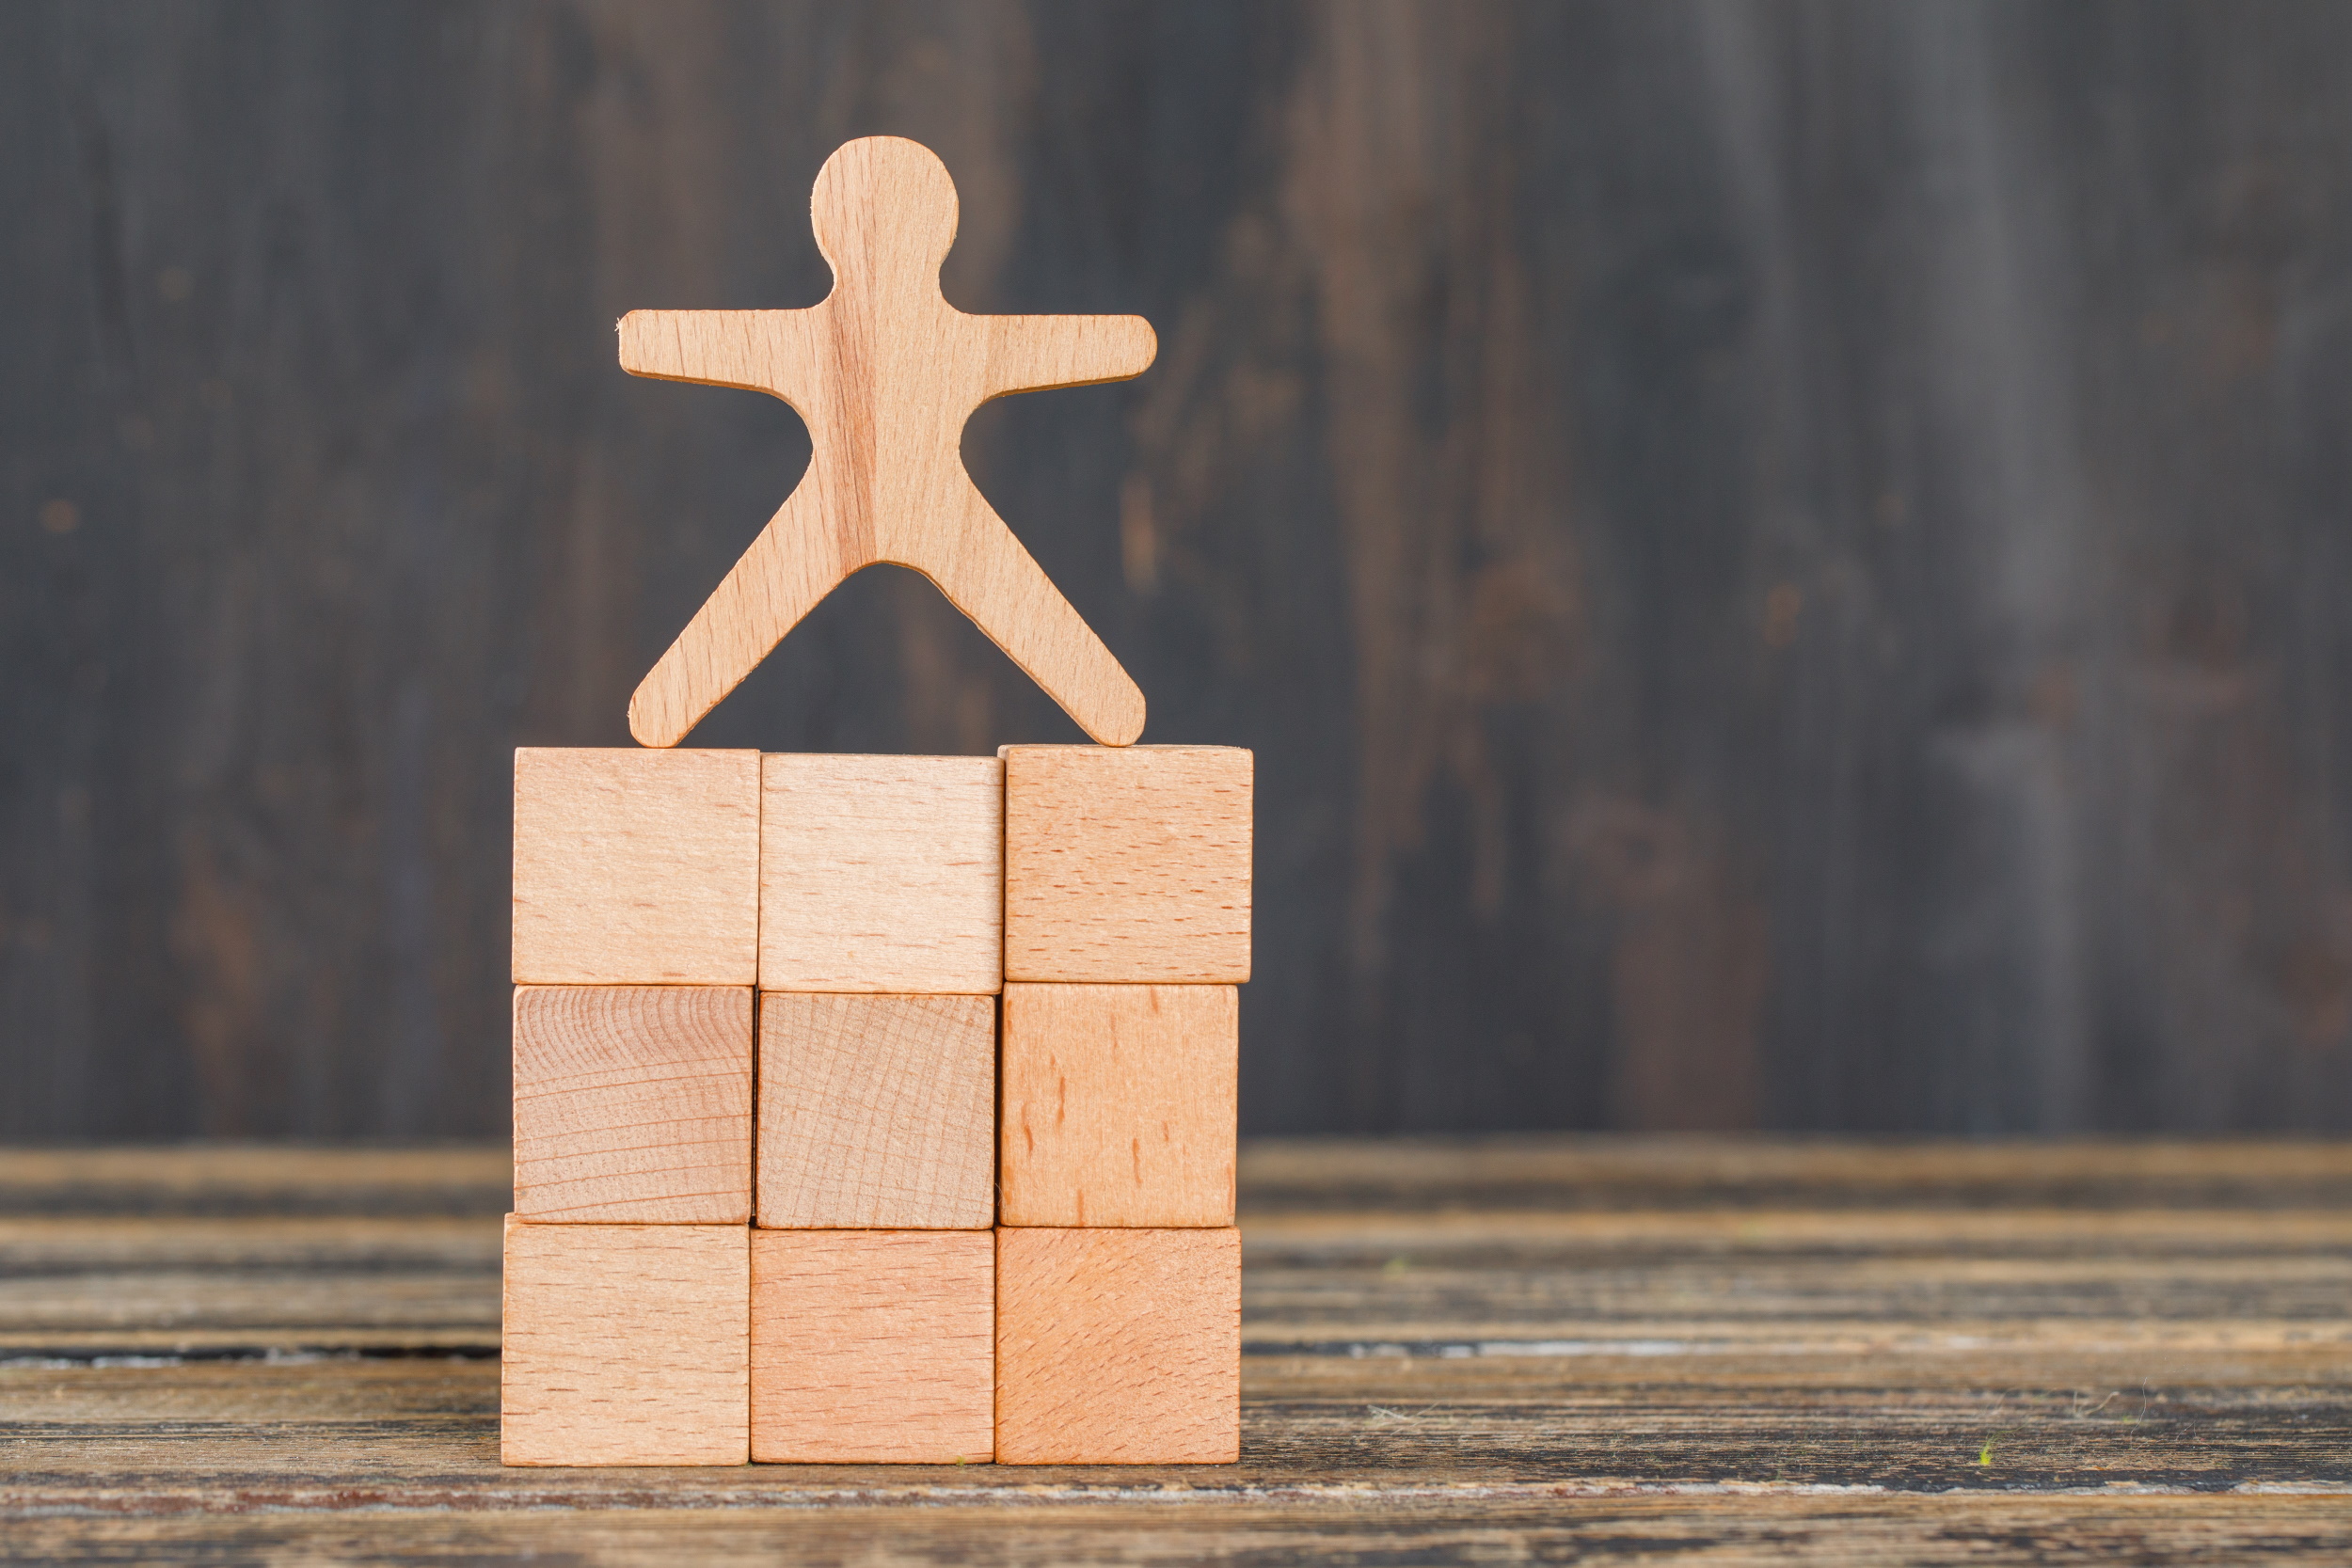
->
[[619, 309, 825, 399], [912, 483, 1145, 746], [628, 485, 861, 747], [977, 313, 1158, 402]]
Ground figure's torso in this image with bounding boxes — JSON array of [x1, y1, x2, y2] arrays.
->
[[795, 287, 987, 573]]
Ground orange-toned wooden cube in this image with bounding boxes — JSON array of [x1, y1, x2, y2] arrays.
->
[[1001, 746, 1251, 984], [751, 1230, 993, 1463], [512, 749, 759, 986], [999, 983, 1236, 1227], [501, 1219, 750, 1465], [994, 1227, 1240, 1464], [759, 753, 1003, 993]]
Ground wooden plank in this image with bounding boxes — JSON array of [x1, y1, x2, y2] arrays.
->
[[0, 1212, 501, 1357], [1237, 1137, 2352, 1212], [0, 1148, 513, 1216], [758, 753, 1003, 994], [512, 749, 760, 986], [994, 1227, 1240, 1465], [10, 1354, 2352, 1498], [1240, 1205, 2352, 1255], [1002, 746, 1252, 984], [499, 1217, 749, 1466], [0, 1215, 499, 1272], [755, 994, 993, 1229], [750, 1229, 993, 1463], [1000, 983, 1236, 1227], [621, 136, 1152, 750], [511, 985, 753, 1224], [8, 1497, 2352, 1567]]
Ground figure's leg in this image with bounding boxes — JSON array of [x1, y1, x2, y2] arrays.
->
[[629, 488, 862, 747], [910, 487, 1145, 747]]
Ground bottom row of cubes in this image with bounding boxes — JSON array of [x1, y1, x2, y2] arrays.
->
[[502, 1220, 1242, 1466]]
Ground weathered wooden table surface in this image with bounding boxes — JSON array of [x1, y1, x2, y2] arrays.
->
[[4, 1140, 2348, 1564]]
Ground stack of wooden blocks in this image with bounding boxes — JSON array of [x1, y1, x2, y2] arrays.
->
[[502, 743, 1249, 1465]]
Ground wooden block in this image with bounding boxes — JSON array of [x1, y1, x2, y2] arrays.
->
[[756, 993, 994, 1228], [999, 983, 1236, 1227], [759, 753, 1003, 993], [994, 1227, 1240, 1464], [501, 1217, 749, 1465], [750, 1230, 993, 1463], [1003, 745, 1251, 984], [512, 986, 753, 1224], [619, 136, 1152, 751], [512, 748, 759, 985]]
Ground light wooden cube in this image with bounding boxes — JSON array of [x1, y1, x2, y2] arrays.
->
[[756, 993, 994, 1228], [501, 1218, 750, 1465], [751, 1230, 994, 1463], [512, 986, 753, 1224], [760, 753, 1003, 993], [999, 983, 1236, 1227], [512, 748, 759, 985], [1002, 746, 1251, 983], [994, 1227, 1240, 1464]]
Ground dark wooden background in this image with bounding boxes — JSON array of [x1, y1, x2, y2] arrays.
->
[[8, 1, 2352, 1138]]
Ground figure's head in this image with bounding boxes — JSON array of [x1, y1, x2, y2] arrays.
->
[[810, 136, 959, 292]]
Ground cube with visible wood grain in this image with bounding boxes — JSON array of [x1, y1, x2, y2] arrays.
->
[[760, 753, 1003, 993], [512, 985, 753, 1223], [512, 749, 759, 985], [501, 1218, 750, 1465], [999, 983, 1236, 1227], [994, 1227, 1241, 1464], [751, 1230, 994, 1463], [756, 992, 995, 1228], [1001, 746, 1251, 984]]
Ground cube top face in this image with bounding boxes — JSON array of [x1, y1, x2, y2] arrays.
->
[[994, 1227, 1242, 1465], [751, 1230, 993, 1464], [1002, 746, 1252, 984], [501, 1218, 751, 1466], [512, 986, 754, 1224], [513, 749, 759, 986], [760, 753, 1003, 994], [757, 992, 995, 1229], [1000, 984, 1237, 1227]]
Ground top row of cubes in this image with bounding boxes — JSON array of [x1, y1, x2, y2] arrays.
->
[[513, 746, 1252, 991]]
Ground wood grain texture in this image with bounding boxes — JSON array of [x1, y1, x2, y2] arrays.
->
[[511, 985, 752, 1223], [1003, 746, 1251, 984], [512, 750, 759, 987], [622, 136, 1151, 750], [499, 1217, 749, 1466], [994, 1226, 1240, 1465], [1000, 983, 1236, 1227], [9, 1140, 2352, 1559], [0, 1147, 514, 1216], [756, 993, 994, 1229], [0, 1214, 501, 1356], [25, 4, 2352, 1141], [759, 753, 1003, 994], [750, 1229, 993, 1463], [7, 1498, 2352, 1567], [1236, 1136, 2352, 1213]]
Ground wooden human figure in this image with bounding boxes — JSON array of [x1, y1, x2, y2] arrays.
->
[[619, 135, 1153, 749]]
